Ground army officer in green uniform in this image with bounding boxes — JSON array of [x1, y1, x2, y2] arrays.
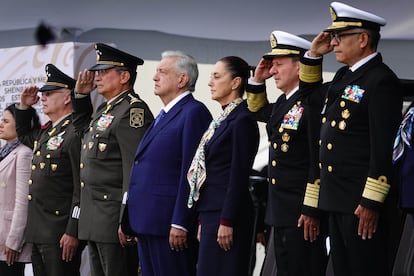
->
[[73, 43, 153, 276], [15, 64, 87, 276]]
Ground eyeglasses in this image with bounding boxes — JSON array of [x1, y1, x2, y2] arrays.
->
[[95, 67, 128, 76], [330, 32, 364, 43], [41, 90, 65, 97]]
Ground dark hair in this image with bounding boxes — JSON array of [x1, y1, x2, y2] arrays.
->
[[218, 56, 250, 97], [4, 102, 40, 128], [4, 103, 18, 118], [365, 29, 381, 50]]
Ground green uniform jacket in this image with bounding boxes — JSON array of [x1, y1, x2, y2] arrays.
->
[[15, 107, 86, 243], [73, 90, 153, 243]]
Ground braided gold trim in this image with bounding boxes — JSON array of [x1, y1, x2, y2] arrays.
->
[[362, 176, 390, 203], [299, 63, 322, 83], [246, 92, 268, 112], [303, 179, 320, 208]]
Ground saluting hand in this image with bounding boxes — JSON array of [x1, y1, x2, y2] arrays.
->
[[60, 233, 79, 262], [309, 32, 334, 58], [20, 86, 40, 109], [253, 58, 273, 83], [75, 69, 96, 95]]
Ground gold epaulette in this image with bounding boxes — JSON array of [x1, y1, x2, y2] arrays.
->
[[246, 92, 268, 112], [362, 176, 390, 203], [299, 62, 322, 84], [303, 179, 320, 208]]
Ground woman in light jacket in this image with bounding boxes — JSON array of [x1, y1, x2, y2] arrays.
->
[[0, 104, 33, 276]]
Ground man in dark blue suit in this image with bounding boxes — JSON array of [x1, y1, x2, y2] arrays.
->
[[127, 50, 212, 276]]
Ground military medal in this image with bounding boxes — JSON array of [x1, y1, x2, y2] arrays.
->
[[96, 113, 114, 131], [341, 85, 365, 103], [46, 131, 65, 150], [281, 103, 304, 130]]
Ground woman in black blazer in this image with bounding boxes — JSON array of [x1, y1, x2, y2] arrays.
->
[[187, 56, 260, 276]]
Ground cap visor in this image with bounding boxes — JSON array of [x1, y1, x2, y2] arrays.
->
[[89, 64, 115, 71], [38, 85, 62, 92]]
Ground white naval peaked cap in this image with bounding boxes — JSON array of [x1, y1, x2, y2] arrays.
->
[[263, 30, 311, 59], [325, 2, 386, 32]]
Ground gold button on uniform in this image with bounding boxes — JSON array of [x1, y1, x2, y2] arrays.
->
[[339, 120, 346, 130], [103, 195, 108, 200], [319, 162, 322, 169], [273, 143, 277, 150], [319, 139, 322, 146], [327, 166, 333, 172], [55, 210, 60, 215], [80, 163, 84, 169], [322, 117, 326, 124], [279, 127, 283, 133], [271, 178, 276, 185], [80, 181, 85, 188], [28, 179, 33, 185], [83, 144, 87, 149], [272, 160, 277, 167], [46, 154, 51, 159], [36, 151, 41, 156], [331, 120, 336, 127], [31, 165, 36, 171], [340, 101, 346, 107], [327, 143, 333, 150], [28, 195, 32, 201]]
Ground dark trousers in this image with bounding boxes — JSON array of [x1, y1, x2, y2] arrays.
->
[[31, 243, 83, 276], [0, 260, 25, 276], [328, 212, 390, 276], [273, 225, 328, 276], [138, 234, 196, 276], [88, 240, 138, 276], [197, 211, 253, 276]]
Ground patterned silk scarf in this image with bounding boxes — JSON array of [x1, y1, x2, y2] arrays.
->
[[187, 97, 243, 208], [393, 107, 414, 163], [0, 139, 20, 162]]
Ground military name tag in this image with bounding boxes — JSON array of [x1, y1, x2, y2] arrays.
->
[[96, 113, 114, 131], [341, 85, 365, 103], [281, 103, 304, 130]]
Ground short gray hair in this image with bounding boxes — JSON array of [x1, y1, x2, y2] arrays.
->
[[161, 50, 199, 92]]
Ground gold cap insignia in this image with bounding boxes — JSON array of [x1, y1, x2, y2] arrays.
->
[[330, 6, 337, 21], [270, 33, 278, 49]]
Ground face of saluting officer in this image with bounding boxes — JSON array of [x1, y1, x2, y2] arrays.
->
[[41, 88, 71, 122], [94, 66, 131, 100]]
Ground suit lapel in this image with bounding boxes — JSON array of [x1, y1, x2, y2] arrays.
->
[[136, 94, 193, 156]]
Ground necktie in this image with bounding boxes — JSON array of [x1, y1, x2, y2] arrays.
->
[[153, 109, 166, 126]]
